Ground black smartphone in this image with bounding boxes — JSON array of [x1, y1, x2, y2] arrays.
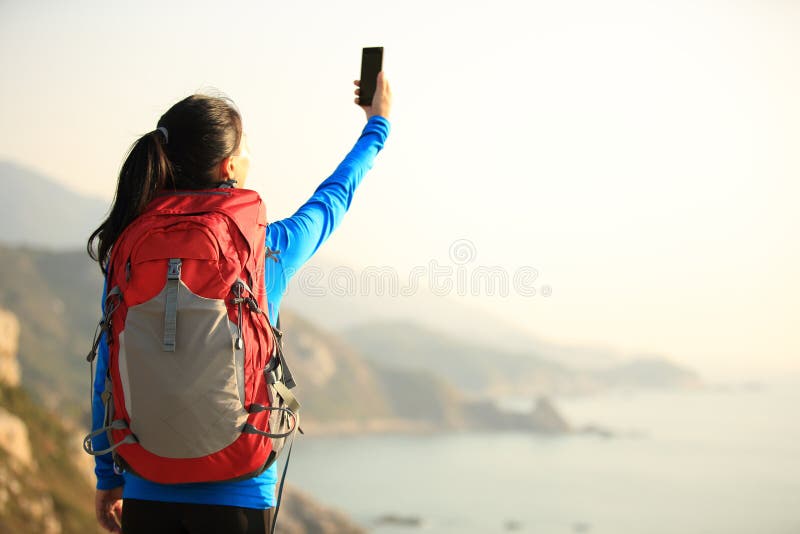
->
[[359, 47, 383, 106]]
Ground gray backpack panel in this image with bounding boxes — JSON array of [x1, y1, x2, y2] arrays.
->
[[118, 279, 249, 459]]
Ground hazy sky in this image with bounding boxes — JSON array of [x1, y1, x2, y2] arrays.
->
[[1, 0, 798, 381]]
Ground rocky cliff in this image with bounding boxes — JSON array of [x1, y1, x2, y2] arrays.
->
[[0, 308, 70, 534], [0, 308, 20, 387]]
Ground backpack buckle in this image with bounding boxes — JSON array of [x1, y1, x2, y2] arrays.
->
[[167, 259, 182, 280]]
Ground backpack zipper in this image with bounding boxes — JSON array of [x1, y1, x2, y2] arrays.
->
[[232, 281, 246, 351]]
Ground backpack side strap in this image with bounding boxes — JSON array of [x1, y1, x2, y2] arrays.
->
[[82, 420, 137, 456]]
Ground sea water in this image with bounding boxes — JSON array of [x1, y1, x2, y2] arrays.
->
[[285, 386, 800, 533]]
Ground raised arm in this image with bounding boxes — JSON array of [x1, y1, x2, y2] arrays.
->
[[265, 72, 392, 277]]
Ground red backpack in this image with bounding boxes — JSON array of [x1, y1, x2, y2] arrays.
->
[[83, 187, 299, 484]]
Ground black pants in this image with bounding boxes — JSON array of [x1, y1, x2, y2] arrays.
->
[[122, 499, 275, 534]]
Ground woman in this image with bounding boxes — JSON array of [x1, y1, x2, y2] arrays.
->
[[88, 73, 391, 533]]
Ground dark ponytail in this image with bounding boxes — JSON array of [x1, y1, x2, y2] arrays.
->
[[88, 94, 243, 272]]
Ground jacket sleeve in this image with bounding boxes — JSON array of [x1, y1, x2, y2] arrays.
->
[[91, 278, 125, 490], [264, 115, 391, 279]]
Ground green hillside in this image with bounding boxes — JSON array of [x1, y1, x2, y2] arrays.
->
[[0, 246, 102, 417]]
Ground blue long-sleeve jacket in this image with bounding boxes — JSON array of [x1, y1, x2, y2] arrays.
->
[[91, 116, 390, 508]]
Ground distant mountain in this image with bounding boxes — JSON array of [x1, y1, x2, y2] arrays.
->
[[276, 310, 394, 421], [370, 363, 466, 428], [343, 320, 587, 398], [343, 320, 701, 397], [282, 257, 622, 370], [595, 356, 702, 389], [0, 160, 108, 250]]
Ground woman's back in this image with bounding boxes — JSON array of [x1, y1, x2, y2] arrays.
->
[[87, 74, 391, 533]]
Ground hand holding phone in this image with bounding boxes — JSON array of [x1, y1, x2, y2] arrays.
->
[[354, 47, 391, 120]]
